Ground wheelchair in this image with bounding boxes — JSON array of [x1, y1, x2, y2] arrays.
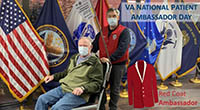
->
[[72, 61, 112, 110]]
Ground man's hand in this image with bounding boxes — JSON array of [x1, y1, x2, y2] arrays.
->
[[100, 57, 110, 63], [44, 75, 54, 83], [72, 87, 84, 96]]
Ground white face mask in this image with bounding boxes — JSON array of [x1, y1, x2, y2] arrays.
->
[[78, 46, 89, 56], [107, 18, 118, 26]]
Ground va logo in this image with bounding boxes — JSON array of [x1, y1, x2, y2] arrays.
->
[[73, 22, 95, 46], [161, 22, 178, 50], [128, 28, 136, 53], [37, 25, 69, 67]]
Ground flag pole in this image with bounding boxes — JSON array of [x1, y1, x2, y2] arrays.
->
[[157, 20, 168, 90], [189, 46, 200, 83], [189, 64, 200, 83], [89, 0, 110, 59]]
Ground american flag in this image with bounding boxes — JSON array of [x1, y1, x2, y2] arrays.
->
[[0, 0, 49, 101]]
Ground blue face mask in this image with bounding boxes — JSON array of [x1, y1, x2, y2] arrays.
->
[[107, 18, 118, 26], [78, 46, 89, 56]]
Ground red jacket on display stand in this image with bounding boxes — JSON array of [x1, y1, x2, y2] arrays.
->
[[127, 60, 158, 108]]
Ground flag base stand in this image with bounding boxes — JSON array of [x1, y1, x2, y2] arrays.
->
[[19, 104, 24, 110], [170, 76, 183, 87], [106, 93, 110, 100], [190, 77, 200, 83], [157, 82, 168, 90], [120, 81, 128, 98], [120, 89, 128, 98], [106, 84, 110, 100], [170, 80, 183, 87], [190, 63, 200, 83]]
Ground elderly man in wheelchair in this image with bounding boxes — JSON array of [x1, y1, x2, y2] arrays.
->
[[35, 37, 111, 110]]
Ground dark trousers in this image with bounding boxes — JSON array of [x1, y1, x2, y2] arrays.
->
[[100, 64, 126, 110]]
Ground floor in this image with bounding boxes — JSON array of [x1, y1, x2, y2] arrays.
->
[[0, 70, 200, 110]]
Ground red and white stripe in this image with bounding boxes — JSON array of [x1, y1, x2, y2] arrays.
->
[[0, 21, 49, 98]]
